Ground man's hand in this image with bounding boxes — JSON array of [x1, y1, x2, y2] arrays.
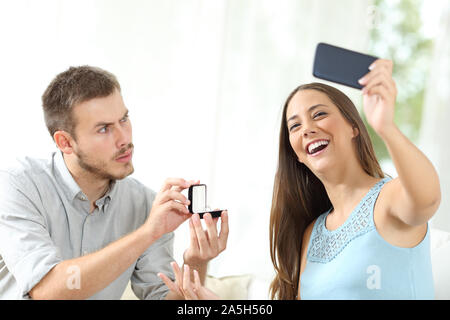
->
[[182, 211, 229, 281], [143, 178, 199, 241]]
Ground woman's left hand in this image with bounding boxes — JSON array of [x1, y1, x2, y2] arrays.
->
[[358, 59, 398, 138], [158, 262, 220, 300], [183, 211, 229, 270]]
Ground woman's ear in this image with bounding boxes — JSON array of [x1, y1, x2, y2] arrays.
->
[[352, 126, 360, 138]]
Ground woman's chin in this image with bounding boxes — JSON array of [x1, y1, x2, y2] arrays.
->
[[306, 158, 333, 176]]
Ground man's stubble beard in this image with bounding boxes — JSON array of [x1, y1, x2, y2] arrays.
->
[[74, 143, 134, 181]]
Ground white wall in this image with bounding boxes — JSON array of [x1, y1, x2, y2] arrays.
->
[[419, 1, 450, 232]]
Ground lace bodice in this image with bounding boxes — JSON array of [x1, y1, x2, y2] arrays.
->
[[301, 177, 434, 299], [307, 178, 389, 263]]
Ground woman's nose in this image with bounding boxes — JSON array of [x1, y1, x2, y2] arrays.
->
[[301, 123, 317, 137]]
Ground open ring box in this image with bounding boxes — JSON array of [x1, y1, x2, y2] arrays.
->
[[188, 184, 224, 219]]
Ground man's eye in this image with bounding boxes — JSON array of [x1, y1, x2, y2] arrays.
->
[[120, 115, 129, 122], [98, 126, 108, 133]]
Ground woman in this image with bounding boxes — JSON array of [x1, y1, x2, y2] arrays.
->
[[159, 59, 440, 300], [270, 59, 440, 299]]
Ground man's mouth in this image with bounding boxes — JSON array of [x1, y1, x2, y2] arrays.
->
[[305, 139, 330, 156], [115, 147, 133, 162]]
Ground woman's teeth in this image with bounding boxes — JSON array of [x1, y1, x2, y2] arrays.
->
[[308, 140, 329, 154]]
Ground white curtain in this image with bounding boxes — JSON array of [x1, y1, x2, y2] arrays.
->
[[0, 0, 371, 285], [199, 0, 371, 280], [419, 1, 450, 232]]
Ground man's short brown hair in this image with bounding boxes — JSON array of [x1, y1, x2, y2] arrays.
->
[[42, 65, 121, 140]]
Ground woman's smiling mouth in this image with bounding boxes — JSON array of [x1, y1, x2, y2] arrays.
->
[[305, 139, 330, 156]]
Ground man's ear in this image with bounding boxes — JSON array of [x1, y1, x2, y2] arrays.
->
[[53, 131, 74, 154]]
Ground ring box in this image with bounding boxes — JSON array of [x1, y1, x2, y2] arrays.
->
[[188, 184, 224, 219]]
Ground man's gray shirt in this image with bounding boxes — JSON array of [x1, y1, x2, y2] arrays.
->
[[0, 151, 175, 299]]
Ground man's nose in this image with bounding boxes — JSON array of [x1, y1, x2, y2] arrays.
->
[[115, 125, 131, 148]]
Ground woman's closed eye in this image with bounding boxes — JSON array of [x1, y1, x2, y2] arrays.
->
[[288, 112, 327, 132], [289, 123, 301, 132], [313, 111, 327, 119]]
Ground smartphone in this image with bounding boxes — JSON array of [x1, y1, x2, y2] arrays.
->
[[313, 42, 378, 89], [188, 184, 223, 219]]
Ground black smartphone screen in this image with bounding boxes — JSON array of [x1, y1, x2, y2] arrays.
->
[[313, 43, 378, 89]]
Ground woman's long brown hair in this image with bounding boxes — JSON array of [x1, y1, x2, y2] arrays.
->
[[269, 83, 384, 300]]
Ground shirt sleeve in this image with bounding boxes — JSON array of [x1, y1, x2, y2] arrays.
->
[[130, 232, 175, 300], [130, 186, 176, 300], [0, 171, 63, 298]]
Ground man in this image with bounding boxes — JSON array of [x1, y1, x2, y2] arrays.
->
[[0, 66, 228, 299]]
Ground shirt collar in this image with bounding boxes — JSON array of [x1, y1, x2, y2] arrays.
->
[[54, 151, 83, 201], [96, 180, 117, 208]]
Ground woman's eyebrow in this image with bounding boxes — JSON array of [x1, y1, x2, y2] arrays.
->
[[286, 104, 329, 122], [308, 103, 329, 112], [287, 114, 298, 123]]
